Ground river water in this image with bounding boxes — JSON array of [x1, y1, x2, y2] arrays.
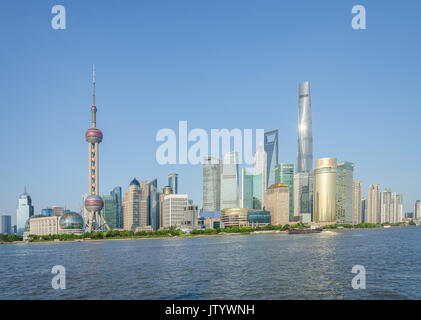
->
[[1, 227, 420, 299]]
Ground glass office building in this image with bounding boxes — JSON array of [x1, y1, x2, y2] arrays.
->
[[1, 215, 12, 235], [203, 156, 221, 212], [294, 172, 313, 221], [148, 179, 160, 231], [220, 152, 239, 210], [275, 163, 294, 221], [102, 195, 119, 230], [168, 173, 178, 194], [264, 130, 279, 188], [247, 210, 271, 226], [242, 169, 263, 210], [297, 81, 313, 174], [336, 161, 354, 224], [110, 186, 122, 228]]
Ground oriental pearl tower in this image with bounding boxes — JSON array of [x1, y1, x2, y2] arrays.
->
[[84, 65, 110, 232]]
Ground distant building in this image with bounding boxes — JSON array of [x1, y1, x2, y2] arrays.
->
[[52, 206, 65, 217], [336, 162, 354, 224], [16, 187, 34, 235], [122, 178, 144, 231], [294, 171, 313, 222], [102, 194, 119, 230], [414, 200, 421, 219], [352, 181, 362, 224], [264, 130, 279, 188], [247, 210, 271, 226], [168, 173, 178, 194], [220, 208, 248, 227], [254, 144, 267, 191], [275, 163, 294, 220], [392, 193, 403, 223], [183, 205, 199, 229], [148, 179, 160, 231], [203, 218, 220, 229], [220, 151, 239, 209], [160, 186, 173, 228], [110, 187, 123, 228], [203, 156, 221, 212], [41, 208, 53, 217], [1, 215, 12, 235], [163, 194, 189, 228], [367, 184, 380, 223], [264, 183, 290, 226], [138, 180, 150, 228], [241, 168, 264, 210], [28, 212, 84, 236], [313, 158, 337, 224], [380, 188, 392, 223], [361, 198, 367, 222]]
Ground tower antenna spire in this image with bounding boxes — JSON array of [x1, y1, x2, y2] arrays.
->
[[92, 64, 95, 106], [91, 64, 97, 127]]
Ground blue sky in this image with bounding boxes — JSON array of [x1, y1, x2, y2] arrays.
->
[[1, 0, 420, 223]]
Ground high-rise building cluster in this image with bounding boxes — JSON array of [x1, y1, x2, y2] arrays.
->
[[10, 74, 414, 237], [200, 81, 406, 227]]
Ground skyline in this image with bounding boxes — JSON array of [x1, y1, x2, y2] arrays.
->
[[1, 1, 421, 222]]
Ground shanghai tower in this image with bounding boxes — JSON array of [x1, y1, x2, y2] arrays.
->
[[296, 81, 313, 173]]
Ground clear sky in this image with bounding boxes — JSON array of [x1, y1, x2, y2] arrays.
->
[[1, 0, 420, 223]]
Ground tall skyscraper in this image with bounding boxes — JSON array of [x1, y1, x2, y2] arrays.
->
[[253, 144, 267, 187], [138, 180, 150, 228], [336, 162, 354, 224], [352, 181, 362, 224], [102, 194, 119, 230], [1, 215, 12, 235], [16, 187, 34, 235], [367, 184, 380, 223], [220, 151, 239, 209], [122, 178, 143, 231], [264, 183, 290, 225], [361, 197, 367, 222], [264, 131, 278, 188], [160, 186, 173, 228], [275, 163, 294, 221], [380, 188, 392, 223], [84, 66, 108, 232], [241, 169, 263, 210], [203, 156, 221, 212], [110, 187, 123, 228], [414, 200, 421, 219], [313, 158, 337, 223], [391, 193, 403, 223], [296, 81, 313, 174], [168, 174, 178, 194], [293, 172, 313, 221], [148, 179, 160, 231]]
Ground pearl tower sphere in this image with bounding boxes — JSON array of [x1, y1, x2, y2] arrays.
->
[[84, 65, 104, 214]]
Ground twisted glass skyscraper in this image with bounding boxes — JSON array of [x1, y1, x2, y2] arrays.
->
[[297, 81, 313, 173]]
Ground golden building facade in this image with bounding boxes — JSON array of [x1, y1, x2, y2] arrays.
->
[[313, 158, 337, 223]]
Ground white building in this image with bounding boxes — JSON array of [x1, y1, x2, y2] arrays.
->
[[220, 151, 239, 209], [163, 194, 189, 228]]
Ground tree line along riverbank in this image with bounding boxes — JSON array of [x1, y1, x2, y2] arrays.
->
[[0, 221, 417, 244]]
